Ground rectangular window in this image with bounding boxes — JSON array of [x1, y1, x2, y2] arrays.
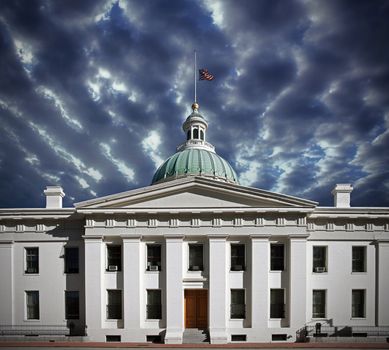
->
[[231, 244, 245, 271], [25, 247, 39, 274], [65, 291, 79, 319], [230, 289, 245, 319], [313, 246, 327, 273], [352, 290, 365, 318], [147, 244, 161, 271], [107, 245, 121, 271], [189, 244, 203, 271], [270, 289, 285, 318], [312, 290, 326, 318], [352, 247, 366, 272], [271, 244, 284, 271], [26, 291, 39, 320], [65, 247, 79, 274], [107, 290, 122, 319], [146, 290, 162, 319]]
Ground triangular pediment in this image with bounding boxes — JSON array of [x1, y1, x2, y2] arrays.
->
[[75, 177, 317, 210]]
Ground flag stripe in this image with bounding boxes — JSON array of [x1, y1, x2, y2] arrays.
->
[[199, 68, 214, 81]]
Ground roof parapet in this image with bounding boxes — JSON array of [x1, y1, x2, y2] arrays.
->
[[332, 183, 353, 208], [44, 186, 65, 209]]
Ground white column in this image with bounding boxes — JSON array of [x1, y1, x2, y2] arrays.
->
[[251, 235, 269, 331], [84, 235, 103, 338], [123, 235, 142, 332], [289, 235, 307, 329], [0, 241, 13, 324], [164, 235, 184, 344], [377, 240, 389, 325], [208, 234, 228, 344]]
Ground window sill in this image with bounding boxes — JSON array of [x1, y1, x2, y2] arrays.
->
[[269, 318, 285, 320], [24, 319, 40, 322], [351, 272, 367, 274], [24, 273, 39, 276], [351, 317, 366, 320], [230, 318, 246, 320], [269, 270, 285, 273], [312, 317, 327, 320]]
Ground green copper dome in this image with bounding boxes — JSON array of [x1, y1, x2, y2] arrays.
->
[[151, 148, 239, 185]]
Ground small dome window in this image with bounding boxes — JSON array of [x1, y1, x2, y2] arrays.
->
[[193, 128, 199, 139], [200, 130, 204, 141], [187, 130, 191, 140]]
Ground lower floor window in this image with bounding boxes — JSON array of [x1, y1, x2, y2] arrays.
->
[[65, 291, 80, 319], [270, 289, 285, 318], [312, 290, 326, 318], [147, 290, 162, 319], [107, 290, 122, 319], [231, 289, 245, 319], [352, 289, 365, 318], [26, 291, 39, 320]]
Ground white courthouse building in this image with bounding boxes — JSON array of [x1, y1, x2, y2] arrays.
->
[[1, 103, 389, 343]]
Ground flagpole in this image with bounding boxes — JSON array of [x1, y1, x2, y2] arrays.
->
[[194, 50, 197, 103]]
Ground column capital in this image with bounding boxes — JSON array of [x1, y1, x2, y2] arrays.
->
[[122, 234, 142, 240], [207, 234, 228, 240], [250, 234, 270, 240], [288, 233, 309, 240], [82, 234, 103, 241], [164, 234, 185, 240]]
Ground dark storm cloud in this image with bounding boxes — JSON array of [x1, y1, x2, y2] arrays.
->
[[0, 0, 388, 208]]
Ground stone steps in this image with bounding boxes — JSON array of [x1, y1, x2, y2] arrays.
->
[[183, 328, 209, 343]]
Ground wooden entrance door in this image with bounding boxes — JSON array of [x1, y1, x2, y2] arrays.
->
[[184, 289, 208, 328]]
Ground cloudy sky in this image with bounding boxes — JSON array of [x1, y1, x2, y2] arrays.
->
[[0, 0, 388, 208]]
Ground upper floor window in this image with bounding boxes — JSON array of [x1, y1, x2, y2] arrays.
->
[[270, 289, 285, 318], [147, 244, 161, 271], [271, 244, 284, 271], [147, 290, 162, 319], [230, 289, 245, 319], [107, 245, 121, 271], [65, 247, 79, 274], [107, 290, 122, 319], [313, 246, 327, 273], [312, 290, 326, 318], [26, 291, 39, 320], [65, 291, 79, 319], [231, 244, 245, 271], [352, 289, 365, 318], [25, 247, 39, 274], [189, 244, 203, 271], [352, 246, 366, 272]]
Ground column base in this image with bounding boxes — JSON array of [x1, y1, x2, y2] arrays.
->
[[209, 328, 228, 344], [164, 329, 183, 344]]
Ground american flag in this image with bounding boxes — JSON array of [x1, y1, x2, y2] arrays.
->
[[199, 68, 214, 81]]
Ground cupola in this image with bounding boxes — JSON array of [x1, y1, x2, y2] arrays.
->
[[151, 103, 238, 185]]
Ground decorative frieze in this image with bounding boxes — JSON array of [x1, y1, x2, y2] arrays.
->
[[0, 225, 5, 232], [213, 218, 222, 227], [346, 223, 354, 231], [234, 218, 243, 227], [326, 223, 334, 231], [255, 217, 264, 226], [366, 223, 373, 232], [36, 224, 45, 232], [307, 222, 315, 231], [85, 219, 94, 228], [276, 217, 285, 226], [148, 219, 158, 228], [191, 218, 201, 227], [16, 224, 25, 232], [127, 218, 137, 227], [106, 219, 115, 227], [169, 218, 179, 227], [386, 223, 389, 232], [297, 217, 306, 226]]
